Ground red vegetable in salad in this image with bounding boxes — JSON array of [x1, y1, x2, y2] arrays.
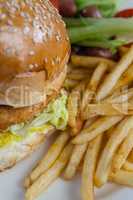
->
[[116, 9, 133, 17], [81, 5, 102, 18], [60, 0, 77, 17], [50, 0, 59, 9]]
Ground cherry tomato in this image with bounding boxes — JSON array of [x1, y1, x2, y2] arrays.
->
[[50, 0, 59, 9], [60, 0, 77, 17], [116, 9, 133, 48], [116, 9, 133, 17]]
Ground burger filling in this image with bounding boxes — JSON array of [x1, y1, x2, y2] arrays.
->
[[0, 91, 68, 148]]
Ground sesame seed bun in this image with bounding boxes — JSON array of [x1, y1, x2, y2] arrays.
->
[[0, 0, 70, 81], [0, 0, 70, 170], [0, 0, 70, 108]]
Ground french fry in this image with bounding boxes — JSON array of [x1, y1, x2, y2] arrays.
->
[[123, 161, 133, 172], [71, 55, 115, 69], [68, 90, 80, 128], [64, 79, 79, 89], [67, 73, 89, 81], [81, 62, 107, 113], [24, 131, 70, 188], [95, 116, 133, 187], [90, 87, 133, 118], [89, 62, 108, 92], [64, 117, 97, 179], [123, 150, 133, 171], [97, 46, 133, 100], [112, 130, 133, 172], [68, 68, 91, 75], [119, 46, 129, 57], [71, 117, 83, 136], [84, 84, 133, 117], [64, 143, 87, 179], [103, 87, 124, 103], [104, 87, 133, 104], [109, 170, 133, 187], [25, 143, 73, 200], [106, 126, 116, 139], [67, 63, 73, 73], [81, 135, 102, 200], [75, 80, 87, 92], [113, 64, 133, 91], [84, 102, 133, 117], [81, 88, 94, 114], [101, 64, 133, 98], [72, 116, 122, 144], [128, 150, 133, 161], [68, 68, 92, 77], [71, 80, 89, 136], [69, 81, 87, 136]]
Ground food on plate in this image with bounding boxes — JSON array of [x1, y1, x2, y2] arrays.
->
[[81, 62, 107, 115], [24, 131, 70, 188], [25, 142, 73, 200], [112, 130, 133, 172], [50, 0, 59, 9], [61, 0, 133, 59], [67, 90, 81, 129], [60, 0, 77, 17], [82, 135, 102, 200], [0, 0, 70, 171], [96, 46, 133, 100], [119, 46, 129, 56], [72, 116, 122, 144], [95, 117, 133, 187], [63, 143, 87, 179], [25, 42, 133, 200], [109, 170, 133, 187], [84, 102, 133, 117], [80, 5, 102, 18], [116, 9, 133, 18], [75, 0, 124, 17], [71, 55, 116, 68], [123, 161, 133, 172], [2, 1, 133, 200], [66, 18, 133, 53], [63, 117, 98, 180]]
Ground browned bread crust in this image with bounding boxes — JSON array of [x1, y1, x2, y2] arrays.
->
[[0, 0, 70, 82], [0, 0, 70, 129], [0, 127, 55, 172]]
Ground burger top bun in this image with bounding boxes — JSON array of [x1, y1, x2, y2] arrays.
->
[[0, 0, 70, 83]]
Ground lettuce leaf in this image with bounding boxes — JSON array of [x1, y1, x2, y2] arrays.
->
[[30, 92, 68, 130], [0, 132, 22, 148], [0, 92, 68, 148], [75, 0, 124, 17]]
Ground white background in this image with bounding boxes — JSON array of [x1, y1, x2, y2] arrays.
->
[[1, 1, 133, 200]]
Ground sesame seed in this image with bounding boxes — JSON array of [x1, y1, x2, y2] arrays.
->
[[34, 63, 39, 68], [23, 26, 30, 35], [0, 13, 6, 20], [33, 28, 44, 43], [29, 51, 35, 56], [29, 64, 34, 69]]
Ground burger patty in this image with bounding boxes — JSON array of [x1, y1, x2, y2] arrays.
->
[[0, 66, 67, 131], [0, 96, 51, 131]]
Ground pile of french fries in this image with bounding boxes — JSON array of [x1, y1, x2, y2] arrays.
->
[[25, 46, 133, 200]]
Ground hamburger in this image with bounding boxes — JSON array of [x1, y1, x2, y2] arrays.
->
[[0, 0, 70, 171]]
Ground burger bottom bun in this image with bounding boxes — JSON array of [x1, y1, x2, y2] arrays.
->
[[0, 127, 55, 171]]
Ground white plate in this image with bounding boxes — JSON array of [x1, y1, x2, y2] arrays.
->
[[1, 1, 133, 200]]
